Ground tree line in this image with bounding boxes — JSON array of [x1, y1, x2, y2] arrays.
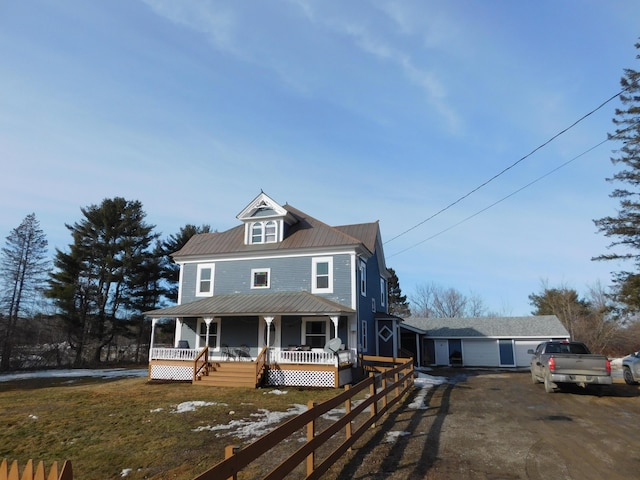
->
[[0, 199, 211, 370]]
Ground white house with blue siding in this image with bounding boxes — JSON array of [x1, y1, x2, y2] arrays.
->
[[145, 192, 401, 387]]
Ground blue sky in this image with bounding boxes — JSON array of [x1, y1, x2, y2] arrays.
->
[[1, 0, 639, 315]]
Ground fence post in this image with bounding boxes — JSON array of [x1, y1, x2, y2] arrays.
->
[[394, 371, 400, 399], [224, 445, 240, 480], [306, 400, 316, 476], [381, 374, 388, 411], [369, 372, 377, 427], [344, 384, 352, 450]]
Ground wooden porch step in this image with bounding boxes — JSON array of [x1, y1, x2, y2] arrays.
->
[[194, 361, 258, 388]]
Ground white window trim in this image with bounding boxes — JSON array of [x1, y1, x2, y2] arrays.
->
[[312, 257, 333, 294], [196, 263, 215, 297], [302, 317, 330, 347], [197, 318, 221, 350], [251, 268, 271, 289], [360, 260, 367, 296], [249, 220, 279, 245]]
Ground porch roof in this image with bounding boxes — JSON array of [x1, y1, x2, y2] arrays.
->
[[144, 291, 355, 318]]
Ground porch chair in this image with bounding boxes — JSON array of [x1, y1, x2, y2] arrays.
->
[[222, 344, 236, 361]]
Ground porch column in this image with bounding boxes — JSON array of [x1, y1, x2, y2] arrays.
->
[[149, 318, 158, 361], [264, 316, 274, 347], [203, 317, 213, 347], [330, 316, 339, 339], [174, 318, 183, 347]]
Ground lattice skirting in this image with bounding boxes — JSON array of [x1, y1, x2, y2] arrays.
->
[[266, 369, 335, 388], [150, 364, 193, 381]]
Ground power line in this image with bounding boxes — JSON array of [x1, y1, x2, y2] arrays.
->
[[387, 136, 611, 259], [384, 89, 626, 246]]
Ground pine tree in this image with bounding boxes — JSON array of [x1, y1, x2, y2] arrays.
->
[[0, 213, 49, 370], [593, 41, 640, 313], [387, 268, 411, 317], [47, 198, 159, 366]]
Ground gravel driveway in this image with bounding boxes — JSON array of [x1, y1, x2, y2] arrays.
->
[[328, 368, 640, 480]]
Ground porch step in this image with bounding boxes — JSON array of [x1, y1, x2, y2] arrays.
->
[[195, 361, 258, 388]]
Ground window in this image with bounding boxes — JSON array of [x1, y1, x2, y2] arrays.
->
[[251, 222, 263, 244], [250, 221, 278, 244], [265, 221, 277, 242], [380, 277, 386, 307], [361, 320, 367, 351], [196, 264, 215, 296], [303, 319, 328, 348], [251, 268, 270, 289], [312, 257, 333, 293], [359, 261, 367, 296], [198, 319, 219, 348]]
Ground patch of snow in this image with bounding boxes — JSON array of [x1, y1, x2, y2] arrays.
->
[[385, 430, 410, 443], [150, 408, 163, 413], [28, 414, 38, 420], [265, 389, 288, 395], [172, 401, 227, 413], [193, 404, 307, 439], [0, 368, 148, 383], [409, 372, 448, 410], [120, 469, 132, 477]]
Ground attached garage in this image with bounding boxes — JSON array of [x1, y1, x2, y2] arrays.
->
[[399, 315, 569, 368]]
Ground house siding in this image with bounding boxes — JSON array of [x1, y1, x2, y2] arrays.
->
[[180, 254, 353, 307]]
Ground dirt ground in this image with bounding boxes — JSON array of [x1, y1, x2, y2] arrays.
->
[[326, 368, 640, 480]]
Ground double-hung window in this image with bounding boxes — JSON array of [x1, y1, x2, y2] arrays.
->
[[359, 261, 367, 296], [251, 268, 270, 289], [380, 277, 386, 307], [303, 319, 328, 348], [196, 264, 215, 296], [312, 257, 333, 293], [198, 319, 220, 348], [250, 220, 278, 244]]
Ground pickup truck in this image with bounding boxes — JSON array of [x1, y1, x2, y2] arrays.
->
[[622, 351, 640, 385], [529, 341, 611, 393]]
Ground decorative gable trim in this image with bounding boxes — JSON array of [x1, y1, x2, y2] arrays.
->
[[236, 192, 288, 221]]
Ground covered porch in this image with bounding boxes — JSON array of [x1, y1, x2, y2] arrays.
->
[[145, 292, 357, 388]]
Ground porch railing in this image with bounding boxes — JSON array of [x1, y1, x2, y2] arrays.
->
[[150, 346, 356, 366], [268, 348, 354, 365], [150, 348, 199, 361]]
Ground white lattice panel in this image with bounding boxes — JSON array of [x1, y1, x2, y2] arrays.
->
[[266, 369, 335, 387], [150, 364, 193, 381]]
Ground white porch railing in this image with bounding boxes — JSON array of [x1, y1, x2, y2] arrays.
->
[[150, 346, 355, 366], [150, 348, 199, 361], [268, 348, 354, 366]]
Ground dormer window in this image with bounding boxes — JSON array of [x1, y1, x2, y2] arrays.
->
[[250, 220, 278, 244]]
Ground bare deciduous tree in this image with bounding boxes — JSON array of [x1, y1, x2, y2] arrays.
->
[[410, 282, 486, 318]]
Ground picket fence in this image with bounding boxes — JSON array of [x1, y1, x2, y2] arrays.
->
[[192, 355, 414, 480], [0, 460, 72, 480]]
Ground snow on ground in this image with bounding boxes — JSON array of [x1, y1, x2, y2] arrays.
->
[[385, 430, 411, 443], [408, 371, 448, 410], [0, 368, 148, 383], [171, 401, 228, 413], [192, 404, 308, 439]]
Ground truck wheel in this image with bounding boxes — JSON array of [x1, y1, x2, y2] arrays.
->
[[531, 369, 540, 384], [623, 366, 638, 385], [544, 374, 556, 393]]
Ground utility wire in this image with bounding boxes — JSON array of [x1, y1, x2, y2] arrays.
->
[[384, 88, 626, 245], [387, 137, 609, 259], [387, 118, 640, 259]]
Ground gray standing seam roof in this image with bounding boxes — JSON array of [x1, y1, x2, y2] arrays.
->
[[401, 315, 569, 338], [144, 291, 355, 318]]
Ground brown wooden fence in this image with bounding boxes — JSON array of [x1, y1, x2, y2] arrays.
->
[[192, 355, 414, 480], [0, 460, 72, 480]]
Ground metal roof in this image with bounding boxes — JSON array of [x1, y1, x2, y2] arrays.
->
[[172, 204, 380, 259], [401, 315, 569, 338], [144, 291, 355, 318]]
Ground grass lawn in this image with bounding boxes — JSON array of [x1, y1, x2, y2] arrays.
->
[[0, 373, 343, 479]]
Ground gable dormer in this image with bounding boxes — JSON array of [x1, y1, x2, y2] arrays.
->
[[236, 192, 296, 245]]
